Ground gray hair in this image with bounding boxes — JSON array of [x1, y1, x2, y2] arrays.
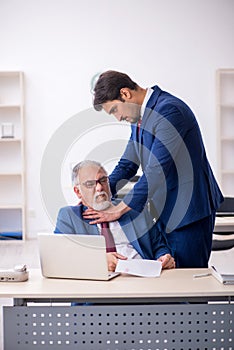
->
[[71, 160, 107, 186]]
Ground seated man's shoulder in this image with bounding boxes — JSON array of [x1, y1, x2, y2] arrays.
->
[[58, 204, 83, 217]]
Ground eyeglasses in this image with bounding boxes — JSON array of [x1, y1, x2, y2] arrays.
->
[[78, 176, 109, 189]]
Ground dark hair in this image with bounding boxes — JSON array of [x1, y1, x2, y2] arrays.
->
[[93, 70, 137, 111]]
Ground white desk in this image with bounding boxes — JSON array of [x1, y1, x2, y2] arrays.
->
[[1, 268, 234, 349], [0, 268, 234, 302]]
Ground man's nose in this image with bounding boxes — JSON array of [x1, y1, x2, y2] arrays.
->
[[113, 112, 122, 122], [96, 181, 103, 191]]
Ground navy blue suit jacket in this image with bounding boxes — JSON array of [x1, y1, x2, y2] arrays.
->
[[54, 203, 171, 260], [109, 86, 223, 232]]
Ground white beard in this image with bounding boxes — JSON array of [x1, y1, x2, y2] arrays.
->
[[92, 191, 111, 211]]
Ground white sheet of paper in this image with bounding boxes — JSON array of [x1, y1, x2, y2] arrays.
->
[[116, 259, 162, 277]]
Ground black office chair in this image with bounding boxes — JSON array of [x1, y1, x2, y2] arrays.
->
[[212, 197, 234, 251], [216, 197, 234, 215]]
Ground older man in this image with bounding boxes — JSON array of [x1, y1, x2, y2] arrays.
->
[[54, 160, 175, 271]]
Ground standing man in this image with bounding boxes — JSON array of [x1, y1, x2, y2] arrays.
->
[[84, 70, 223, 268]]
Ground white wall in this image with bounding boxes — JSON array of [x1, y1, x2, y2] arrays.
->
[[0, 0, 233, 237]]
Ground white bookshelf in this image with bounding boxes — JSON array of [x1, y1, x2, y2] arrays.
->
[[216, 69, 234, 196], [0, 71, 26, 240]]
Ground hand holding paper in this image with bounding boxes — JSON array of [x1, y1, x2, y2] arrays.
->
[[115, 259, 162, 277]]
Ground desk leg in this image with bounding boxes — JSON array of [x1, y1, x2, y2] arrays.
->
[[13, 298, 27, 306]]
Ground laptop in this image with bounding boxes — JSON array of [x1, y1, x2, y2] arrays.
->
[[38, 233, 120, 281]]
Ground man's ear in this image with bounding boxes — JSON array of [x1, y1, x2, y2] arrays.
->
[[74, 186, 82, 199], [120, 87, 132, 101]]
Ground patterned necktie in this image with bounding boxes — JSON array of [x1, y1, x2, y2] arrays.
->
[[101, 222, 116, 253]]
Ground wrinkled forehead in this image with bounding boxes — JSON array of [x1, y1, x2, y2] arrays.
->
[[78, 165, 107, 182]]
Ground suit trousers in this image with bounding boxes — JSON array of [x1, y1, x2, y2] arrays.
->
[[157, 211, 216, 268]]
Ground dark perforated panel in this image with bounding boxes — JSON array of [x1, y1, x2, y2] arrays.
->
[[3, 303, 234, 350]]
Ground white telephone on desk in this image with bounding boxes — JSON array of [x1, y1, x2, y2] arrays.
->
[[0, 264, 29, 282]]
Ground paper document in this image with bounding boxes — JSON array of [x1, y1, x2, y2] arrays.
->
[[116, 259, 162, 277]]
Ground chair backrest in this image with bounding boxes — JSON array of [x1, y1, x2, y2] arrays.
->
[[212, 238, 234, 251], [216, 197, 234, 213], [212, 197, 234, 251]]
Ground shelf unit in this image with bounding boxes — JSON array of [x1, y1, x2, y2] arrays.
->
[[216, 69, 234, 197], [0, 72, 26, 240]]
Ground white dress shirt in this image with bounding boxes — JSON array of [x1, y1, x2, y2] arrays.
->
[[98, 221, 142, 259], [140, 87, 154, 118]]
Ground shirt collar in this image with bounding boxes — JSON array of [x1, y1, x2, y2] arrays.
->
[[140, 87, 154, 118]]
